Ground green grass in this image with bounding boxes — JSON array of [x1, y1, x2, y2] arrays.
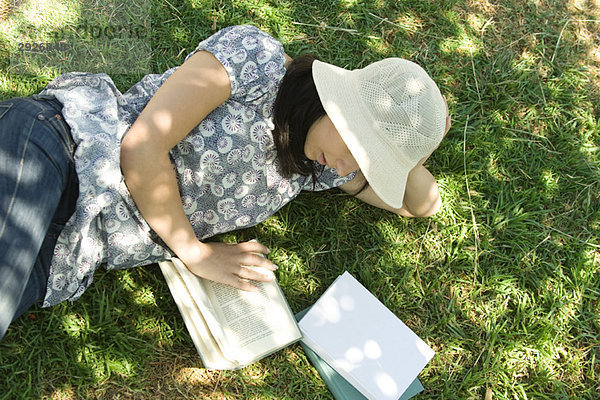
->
[[1, 0, 599, 399]]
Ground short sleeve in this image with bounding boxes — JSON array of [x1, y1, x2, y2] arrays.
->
[[302, 165, 358, 192], [187, 25, 286, 108]]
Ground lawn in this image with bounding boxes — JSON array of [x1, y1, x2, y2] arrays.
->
[[0, 0, 599, 399]]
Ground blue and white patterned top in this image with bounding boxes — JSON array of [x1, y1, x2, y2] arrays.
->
[[40, 25, 355, 306]]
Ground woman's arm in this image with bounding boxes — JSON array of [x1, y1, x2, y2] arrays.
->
[[340, 96, 451, 217], [339, 168, 441, 217], [120, 50, 276, 291]]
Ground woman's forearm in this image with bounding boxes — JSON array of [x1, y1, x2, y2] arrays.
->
[[120, 128, 276, 290], [120, 131, 204, 261], [120, 50, 231, 260], [339, 168, 440, 217], [401, 165, 441, 217]]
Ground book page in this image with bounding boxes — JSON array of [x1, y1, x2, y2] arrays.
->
[[298, 272, 435, 400], [166, 259, 232, 359], [203, 268, 302, 366], [158, 260, 237, 370]]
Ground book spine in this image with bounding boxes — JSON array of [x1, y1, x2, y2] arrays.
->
[[300, 334, 375, 400]]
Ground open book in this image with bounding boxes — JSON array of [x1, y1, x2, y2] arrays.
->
[[298, 272, 435, 400], [158, 258, 302, 370]]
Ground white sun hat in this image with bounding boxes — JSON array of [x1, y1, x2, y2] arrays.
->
[[312, 58, 446, 209]]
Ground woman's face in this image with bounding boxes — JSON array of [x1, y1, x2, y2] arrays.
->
[[304, 115, 359, 177]]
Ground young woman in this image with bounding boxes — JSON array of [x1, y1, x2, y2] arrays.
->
[[0, 25, 450, 340]]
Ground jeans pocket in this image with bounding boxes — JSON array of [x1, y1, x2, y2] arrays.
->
[[0, 102, 13, 120]]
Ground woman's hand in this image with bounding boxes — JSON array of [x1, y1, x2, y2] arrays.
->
[[180, 241, 277, 291]]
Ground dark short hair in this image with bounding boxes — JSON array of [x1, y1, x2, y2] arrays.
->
[[272, 54, 325, 181], [271, 54, 369, 197]]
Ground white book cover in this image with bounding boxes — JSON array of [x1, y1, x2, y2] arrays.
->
[[298, 271, 435, 400]]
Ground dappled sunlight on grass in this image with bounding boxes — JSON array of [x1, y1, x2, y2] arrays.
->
[[440, 31, 482, 55], [340, 0, 360, 7], [395, 14, 422, 34], [50, 385, 76, 400], [539, 169, 559, 196], [239, 362, 270, 384], [486, 153, 508, 182], [131, 288, 157, 307], [14, 0, 79, 29], [0, 0, 151, 79], [366, 34, 391, 55], [0, 1, 76, 78], [175, 366, 217, 385], [466, 13, 492, 35], [465, 0, 497, 14], [0, 0, 80, 38], [61, 312, 87, 337], [374, 218, 407, 244]]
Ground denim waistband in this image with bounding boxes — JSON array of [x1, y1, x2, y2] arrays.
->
[[31, 93, 65, 114]]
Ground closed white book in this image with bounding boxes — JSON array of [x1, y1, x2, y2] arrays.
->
[[298, 272, 435, 400]]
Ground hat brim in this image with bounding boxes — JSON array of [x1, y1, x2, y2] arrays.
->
[[312, 60, 415, 209]]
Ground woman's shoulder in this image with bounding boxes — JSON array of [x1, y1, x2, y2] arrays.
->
[[213, 24, 271, 38], [187, 25, 283, 61], [210, 24, 278, 42], [189, 25, 286, 102]]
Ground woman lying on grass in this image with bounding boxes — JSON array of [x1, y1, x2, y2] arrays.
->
[[0, 25, 450, 340]]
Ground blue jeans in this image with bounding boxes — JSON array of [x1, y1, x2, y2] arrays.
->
[[0, 95, 78, 340]]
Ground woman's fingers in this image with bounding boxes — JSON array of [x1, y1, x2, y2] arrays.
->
[[237, 240, 271, 256], [185, 240, 278, 291], [231, 278, 262, 292], [235, 241, 277, 271], [240, 252, 277, 270], [237, 265, 275, 281], [221, 265, 274, 292]]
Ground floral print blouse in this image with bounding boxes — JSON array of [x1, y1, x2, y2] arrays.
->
[[40, 25, 355, 306]]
